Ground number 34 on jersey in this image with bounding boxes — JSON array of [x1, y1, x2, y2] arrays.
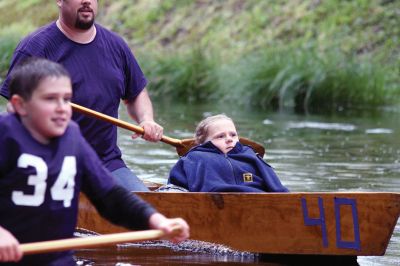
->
[[12, 153, 76, 208]]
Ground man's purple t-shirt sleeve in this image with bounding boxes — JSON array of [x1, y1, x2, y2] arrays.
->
[[0, 51, 37, 99]]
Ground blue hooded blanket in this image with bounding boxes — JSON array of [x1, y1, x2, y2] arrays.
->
[[168, 141, 289, 192]]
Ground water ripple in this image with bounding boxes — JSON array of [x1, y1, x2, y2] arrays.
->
[[365, 128, 393, 134], [286, 121, 356, 131]]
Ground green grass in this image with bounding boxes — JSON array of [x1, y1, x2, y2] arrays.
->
[[141, 45, 391, 113], [0, 23, 35, 80], [140, 47, 218, 103], [0, 0, 57, 27], [0, 0, 57, 80], [236, 47, 392, 112]]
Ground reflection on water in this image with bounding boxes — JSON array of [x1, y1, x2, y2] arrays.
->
[[76, 246, 268, 266], [0, 99, 399, 265], [286, 121, 357, 131], [75, 245, 361, 266]]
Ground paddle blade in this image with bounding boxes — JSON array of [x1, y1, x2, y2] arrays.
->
[[176, 139, 197, 156]]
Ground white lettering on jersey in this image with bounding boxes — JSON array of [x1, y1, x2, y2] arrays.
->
[[12, 154, 77, 207], [12, 154, 47, 206], [51, 156, 76, 208]]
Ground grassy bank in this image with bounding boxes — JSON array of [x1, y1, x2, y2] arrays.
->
[[0, 1, 58, 79], [0, 0, 398, 112]]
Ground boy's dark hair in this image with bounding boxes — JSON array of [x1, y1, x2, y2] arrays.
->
[[9, 57, 70, 100]]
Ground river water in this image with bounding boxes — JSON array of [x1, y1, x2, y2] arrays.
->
[[0, 99, 399, 265]]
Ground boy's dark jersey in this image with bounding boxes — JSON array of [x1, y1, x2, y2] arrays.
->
[[168, 141, 289, 192], [0, 114, 155, 265]]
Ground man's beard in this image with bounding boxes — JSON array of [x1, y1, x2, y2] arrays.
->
[[75, 17, 94, 30]]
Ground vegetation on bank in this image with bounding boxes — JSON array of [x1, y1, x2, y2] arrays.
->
[[0, 0, 398, 113]]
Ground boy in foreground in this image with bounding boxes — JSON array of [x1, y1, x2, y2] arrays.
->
[[0, 58, 189, 265], [168, 114, 289, 192]]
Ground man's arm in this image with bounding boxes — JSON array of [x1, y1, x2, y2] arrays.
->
[[124, 88, 163, 142]]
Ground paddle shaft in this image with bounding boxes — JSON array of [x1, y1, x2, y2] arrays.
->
[[70, 102, 265, 157], [70, 103, 183, 148], [21, 229, 165, 255]]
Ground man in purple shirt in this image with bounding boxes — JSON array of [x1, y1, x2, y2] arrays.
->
[[1, 0, 163, 191]]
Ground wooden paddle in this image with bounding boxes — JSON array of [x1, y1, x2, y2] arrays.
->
[[70, 103, 265, 157], [21, 229, 174, 255]]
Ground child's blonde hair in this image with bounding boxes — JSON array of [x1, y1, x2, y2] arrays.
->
[[195, 114, 235, 144]]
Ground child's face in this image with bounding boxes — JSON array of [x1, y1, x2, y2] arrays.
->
[[206, 119, 239, 154], [16, 76, 72, 144]]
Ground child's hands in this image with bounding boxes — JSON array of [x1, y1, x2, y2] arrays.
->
[[0, 226, 22, 262], [149, 213, 190, 243]]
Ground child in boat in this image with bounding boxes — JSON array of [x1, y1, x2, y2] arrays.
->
[[168, 114, 289, 192], [0, 58, 189, 265]]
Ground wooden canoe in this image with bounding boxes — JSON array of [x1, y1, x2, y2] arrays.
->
[[77, 192, 400, 256]]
